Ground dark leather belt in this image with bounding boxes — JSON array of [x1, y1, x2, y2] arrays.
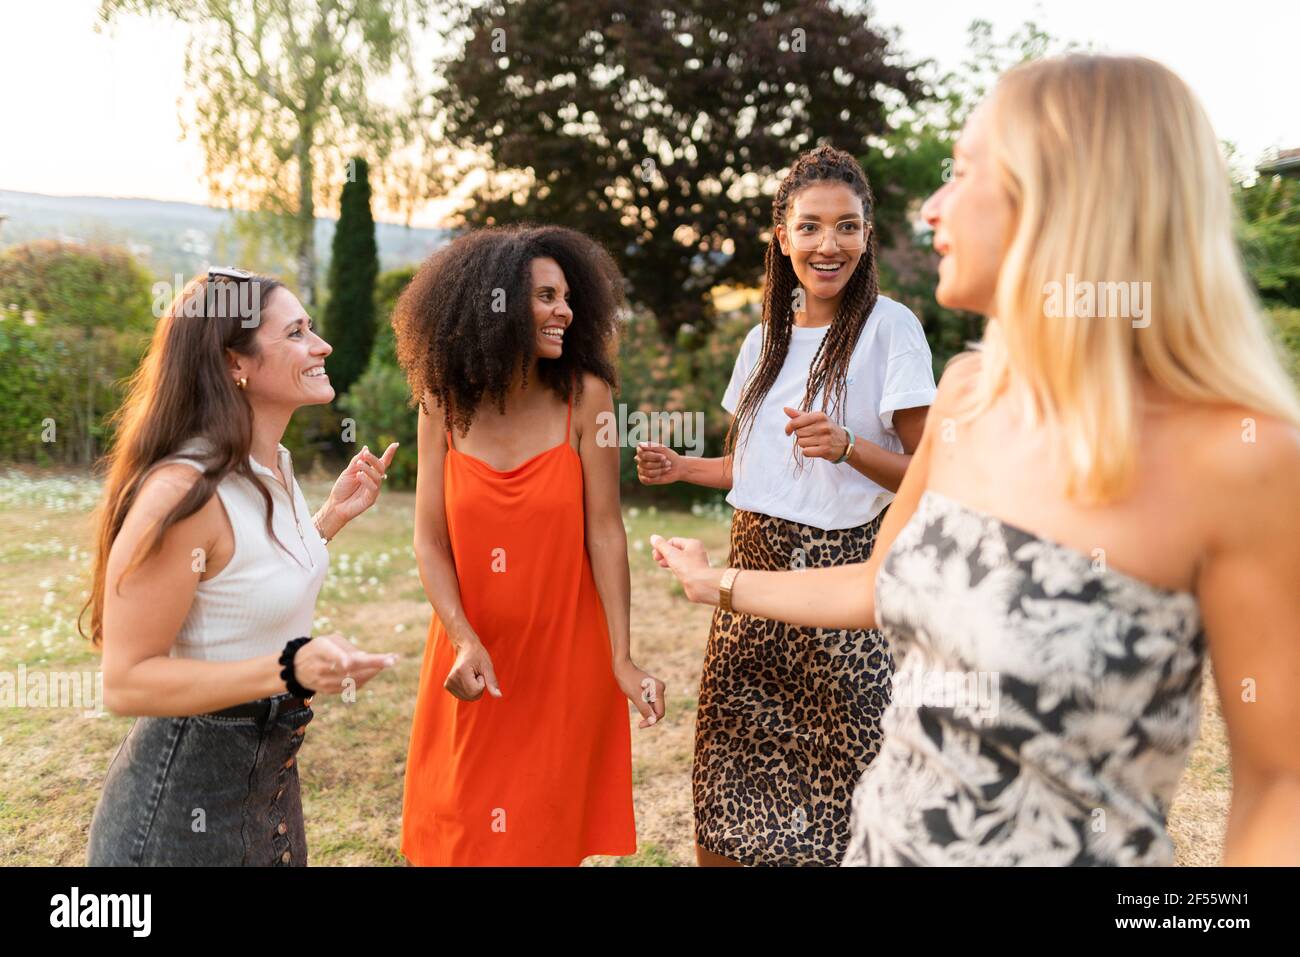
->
[[206, 694, 311, 721]]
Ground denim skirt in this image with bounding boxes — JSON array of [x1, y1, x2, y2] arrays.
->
[[87, 694, 313, 866]]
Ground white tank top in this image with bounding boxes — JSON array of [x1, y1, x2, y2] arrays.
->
[[161, 437, 329, 662]]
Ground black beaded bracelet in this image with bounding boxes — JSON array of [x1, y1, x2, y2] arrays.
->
[[278, 637, 316, 699]]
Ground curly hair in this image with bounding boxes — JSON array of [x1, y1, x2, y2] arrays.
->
[[393, 224, 623, 436], [723, 144, 881, 472]]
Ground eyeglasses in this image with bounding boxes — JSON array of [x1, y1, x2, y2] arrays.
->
[[789, 218, 871, 251]]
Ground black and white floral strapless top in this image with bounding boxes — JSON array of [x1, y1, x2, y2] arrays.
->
[[843, 490, 1206, 866]]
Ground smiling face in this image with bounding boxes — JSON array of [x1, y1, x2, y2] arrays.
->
[[776, 181, 869, 307], [227, 286, 334, 409], [530, 256, 573, 359], [921, 102, 1016, 316]]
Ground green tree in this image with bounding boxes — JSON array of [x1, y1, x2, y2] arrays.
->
[[337, 266, 417, 485], [1267, 306, 1300, 384], [429, 0, 922, 340], [97, 0, 432, 307], [0, 241, 153, 465], [212, 209, 301, 284], [1232, 160, 1300, 381], [1236, 172, 1300, 309], [323, 157, 380, 396]]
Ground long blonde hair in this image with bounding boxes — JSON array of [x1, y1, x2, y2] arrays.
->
[[966, 53, 1300, 503]]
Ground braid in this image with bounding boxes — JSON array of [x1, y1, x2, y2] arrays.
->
[[724, 144, 881, 476]]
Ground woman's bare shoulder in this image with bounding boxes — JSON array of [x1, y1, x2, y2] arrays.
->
[[930, 350, 983, 414], [1174, 402, 1299, 486], [576, 370, 612, 399], [131, 464, 207, 522], [1163, 402, 1300, 547], [574, 371, 615, 419], [112, 463, 224, 563]]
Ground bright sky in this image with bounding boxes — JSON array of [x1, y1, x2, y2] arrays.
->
[[2, 0, 1295, 227]]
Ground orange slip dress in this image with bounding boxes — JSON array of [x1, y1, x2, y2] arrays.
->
[[400, 389, 637, 865]]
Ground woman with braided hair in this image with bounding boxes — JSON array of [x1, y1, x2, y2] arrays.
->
[[636, 145, 936, 865]]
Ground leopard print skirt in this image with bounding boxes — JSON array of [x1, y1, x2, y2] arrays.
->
[[693, 506, 893, 866]]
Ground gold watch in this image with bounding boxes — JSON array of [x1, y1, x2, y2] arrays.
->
[[718, 567, 741, 612]]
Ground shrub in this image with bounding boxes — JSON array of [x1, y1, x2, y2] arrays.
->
[[614, 304, 753, 503], [0, 241, 153, 466], [335, 267, 418, 486], [1266, 305, 1300, 385], [0, 310, 79, 464]]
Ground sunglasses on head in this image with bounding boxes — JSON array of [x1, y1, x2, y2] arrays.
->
[[207, 266, 254, 282]]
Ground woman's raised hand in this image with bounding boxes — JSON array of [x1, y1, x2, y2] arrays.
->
[[444, 637, 502, 701], [635, 441, 683, 485], [327, 442, 400, 525], [292, 633, 398, 696]]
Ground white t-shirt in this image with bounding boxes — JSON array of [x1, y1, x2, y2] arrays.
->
[[721, 295, 936, 530]]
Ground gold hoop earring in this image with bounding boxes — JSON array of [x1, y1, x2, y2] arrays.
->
[[236, 376, 248, 390]]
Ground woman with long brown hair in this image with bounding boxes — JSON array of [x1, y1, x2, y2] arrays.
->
[[652, 55, 1300, 865], [84, 269, 399, 866], [636, 145, 936, 866]]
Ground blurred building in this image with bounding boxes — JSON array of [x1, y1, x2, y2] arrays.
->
[[1258, 147, 1300, 179]]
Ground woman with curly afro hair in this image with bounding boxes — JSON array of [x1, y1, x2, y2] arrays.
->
[[395, 224, 665, 865]]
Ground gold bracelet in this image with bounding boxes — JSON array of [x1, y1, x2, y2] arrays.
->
[[718, 567, 741, 612]]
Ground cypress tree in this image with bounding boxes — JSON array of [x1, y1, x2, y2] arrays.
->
[[323, 157, 379, 396]]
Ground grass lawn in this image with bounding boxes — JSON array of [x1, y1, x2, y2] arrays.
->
[[0, 468, 1229, 866]]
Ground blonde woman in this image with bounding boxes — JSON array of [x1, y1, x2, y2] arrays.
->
[[650, 54, 1300, 865]]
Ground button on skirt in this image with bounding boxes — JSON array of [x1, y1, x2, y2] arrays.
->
[[87, 695, 313, 866]]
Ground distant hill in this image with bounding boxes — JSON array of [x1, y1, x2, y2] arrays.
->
[[0, 189, 449, 279]]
